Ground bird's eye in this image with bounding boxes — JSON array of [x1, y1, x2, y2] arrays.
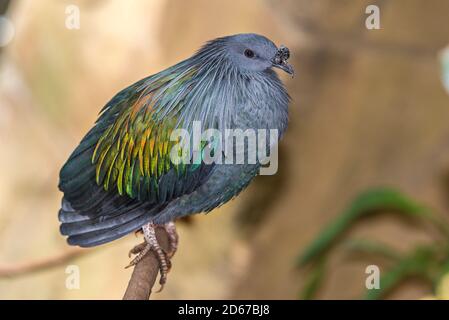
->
[[244, 49, 255, 58]]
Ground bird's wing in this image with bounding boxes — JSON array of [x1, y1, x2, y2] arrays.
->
[[58, 67, 215, 246], [93, 73, 212, 202]]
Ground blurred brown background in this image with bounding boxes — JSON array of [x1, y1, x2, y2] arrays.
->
[[1, 0, 449, 299]]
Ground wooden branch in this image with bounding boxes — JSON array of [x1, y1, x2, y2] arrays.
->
[[123, 226, 171, 300], [0, 247, 90, 277], [0, 227, 171, 300]]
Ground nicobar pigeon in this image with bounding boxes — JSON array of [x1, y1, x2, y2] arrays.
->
[[58, 33, 293, 288]]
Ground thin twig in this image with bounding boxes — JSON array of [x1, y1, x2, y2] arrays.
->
[[123, 226, 171, 300], [0, 247, 90, 277], [0, 227, 171, 300]]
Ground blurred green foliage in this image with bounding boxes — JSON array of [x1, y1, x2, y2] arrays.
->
[[297, 188, 449, 299]]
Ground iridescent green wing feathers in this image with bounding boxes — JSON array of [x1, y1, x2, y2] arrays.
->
[[91, 66, 211, 202]]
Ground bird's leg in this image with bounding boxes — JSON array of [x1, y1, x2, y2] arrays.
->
[[164, 221, 178, 258], [126, 221, 178, 292]]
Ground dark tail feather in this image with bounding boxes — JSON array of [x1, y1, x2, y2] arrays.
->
[[59, 196, 164, 247], [64, 206, 161, 247], [60, 201, 146, 236]]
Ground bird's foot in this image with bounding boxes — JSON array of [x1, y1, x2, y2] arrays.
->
[[164, 221, 178, 258], [126, 221, 178, 292]]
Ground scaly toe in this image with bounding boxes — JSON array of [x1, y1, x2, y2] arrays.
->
[[155, 259, 171, 293], [125, 243, 151, 268], [128, 241, 147, 258]]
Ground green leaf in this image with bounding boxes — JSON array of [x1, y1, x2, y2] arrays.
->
[[343, 238, 402, 262], [297, 187, 431, 267], [364, 246, 436, 300], [300, 258, 326, 300]]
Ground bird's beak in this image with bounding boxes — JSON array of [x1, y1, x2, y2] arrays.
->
[[272, 61, 294, 77], [272, 45, 294, 77]]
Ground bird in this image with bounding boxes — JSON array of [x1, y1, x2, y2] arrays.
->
[[58, 33, 293, 289]]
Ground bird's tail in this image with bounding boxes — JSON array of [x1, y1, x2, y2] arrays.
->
[[58, 126, 163, 247], [58, 197, 163, 247]]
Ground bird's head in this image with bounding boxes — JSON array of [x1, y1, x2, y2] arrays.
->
[[220, 33, 294, 77]]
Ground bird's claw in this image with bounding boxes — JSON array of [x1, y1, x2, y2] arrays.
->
[[126, 221, 178, 292], [127, 242, 148, 259]]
